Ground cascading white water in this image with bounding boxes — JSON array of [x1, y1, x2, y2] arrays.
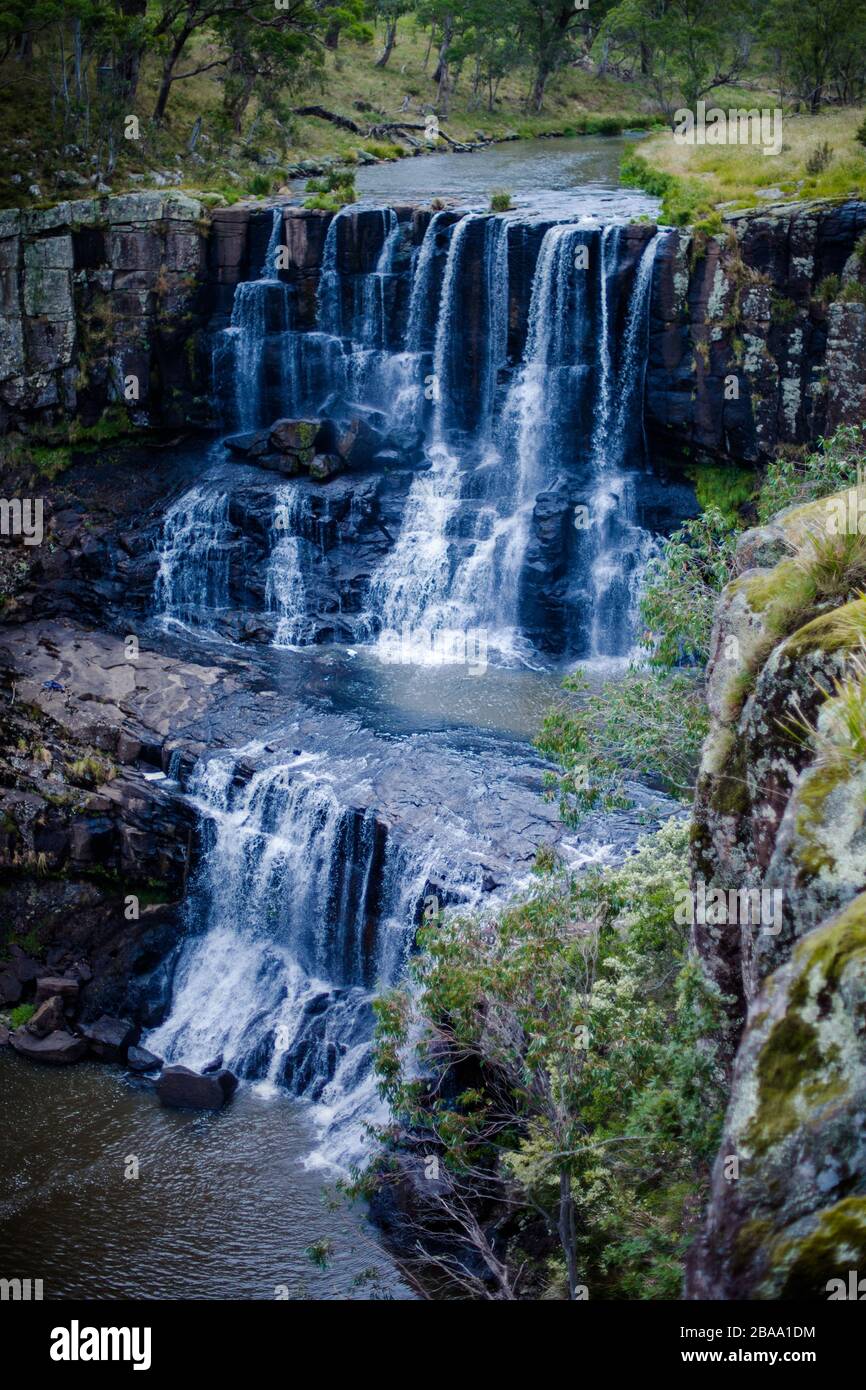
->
[[405, 208, 450, 352], [266, 487, 309, 646], [361, 216, 511, 650], [587, 232, 662, 659], [215, 207, 291, 430], [147, 201, 673, 1171], [154, 481, 234, 628], [146, 747, 436, 1162]]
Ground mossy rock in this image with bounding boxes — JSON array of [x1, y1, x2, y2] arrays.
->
[[687, 892, 866, 1298]]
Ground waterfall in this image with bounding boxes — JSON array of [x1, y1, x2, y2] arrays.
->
[[266, 487, 309, 647], [361, 214, 511, 647], [489, 223, 591, 633], [154, 481, 234, 628], [361, 208, 400, 348], [589, 224, 621, 467], [587, 232, 662, 659], [146, 749, 434, 1162], [215, 207, 291, 431], [405, 208, 450, 352], [316, 208, 346, 338]]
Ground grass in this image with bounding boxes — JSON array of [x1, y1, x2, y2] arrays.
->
[[9, 1003, 36, 1029], [64, 755, 118, 788], [629, 109, 866, 219], [793, 532, 866, 604]]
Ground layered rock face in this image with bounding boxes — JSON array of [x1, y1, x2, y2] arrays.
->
[[648, 199, 866, 462], [0, 192, 212, 432], [687, 489, 866, 1298], [0, 615, 241, 1025]]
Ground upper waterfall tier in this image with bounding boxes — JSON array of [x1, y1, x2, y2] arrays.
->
[[197, 204, 666, 662]]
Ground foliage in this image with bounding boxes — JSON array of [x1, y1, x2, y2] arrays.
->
[[619, 150, 713, 226], [640, 506, 738, 667], [599, 0, 754, 115], [9, 1002, 36, 1029], [756, 425, 866, 522], [371, 817, 728, 1298], [304, 165, 357, 208], [489, 188, 512, 211], [536, 667, 709, 822]]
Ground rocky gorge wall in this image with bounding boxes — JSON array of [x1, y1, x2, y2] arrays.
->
[[647, 199, 866, 463], [686, 490, 866, 1298], [3, 190, 866, 457]]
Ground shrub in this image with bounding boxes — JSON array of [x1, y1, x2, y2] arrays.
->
[[756, 425, 866, 522], [489, 188, 512, 212], [536, 666, 709, 822], [805, 141, 833, 176], [10, 1003, 36, 1029], [369, 817, 727, 1299], [246, 172, 273, 197], [640, 507, 739, 668], [816, 274, 841, 303], [840, 280, 866, 304]]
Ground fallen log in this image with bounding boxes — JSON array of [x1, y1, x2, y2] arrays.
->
[[292, 105, 363, 134]]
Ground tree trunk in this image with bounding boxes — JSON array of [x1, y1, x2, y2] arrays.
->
[[557, 1169, 580, 1300], [375, 19, 398, 68], [152, 30, 188, 122]]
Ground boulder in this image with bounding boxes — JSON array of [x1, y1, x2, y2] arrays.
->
[[0, 1023, 9, 1047], [126, 1044, 163, 1073], [156, 1063, 237, 1110], [79, 1014, 138, 1061], [35, 975, 79, 1004], [269, 417, 320, 456], [9, 945, 41, 983], [10, 1028, 87, 1064], [225, 429, 271, 457], [309, 453, 342, 483], [26, 994, 66, 1039], [0, 968, 22, 1006]]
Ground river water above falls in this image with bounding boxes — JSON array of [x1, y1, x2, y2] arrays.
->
[[2, 139, 693, 1299]]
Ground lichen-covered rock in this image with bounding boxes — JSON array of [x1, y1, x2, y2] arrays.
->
[[691, 498, 866, 1018], [686, 892, 866, 1299], [647, 199, 866, 462]]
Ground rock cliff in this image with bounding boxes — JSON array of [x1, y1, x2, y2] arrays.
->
[[686, 486, 866, 1297], [647, 199, 866, 463]]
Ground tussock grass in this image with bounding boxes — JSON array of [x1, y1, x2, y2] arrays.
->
[[632, 109, 866, 216]]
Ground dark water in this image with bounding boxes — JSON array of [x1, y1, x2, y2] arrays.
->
[[0, 1053, 411, 1300]]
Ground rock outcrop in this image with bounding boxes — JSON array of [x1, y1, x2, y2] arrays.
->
[[648, 199, 866, 462], [0, 192, 212, 432], [686, 486, 866, 1298]]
